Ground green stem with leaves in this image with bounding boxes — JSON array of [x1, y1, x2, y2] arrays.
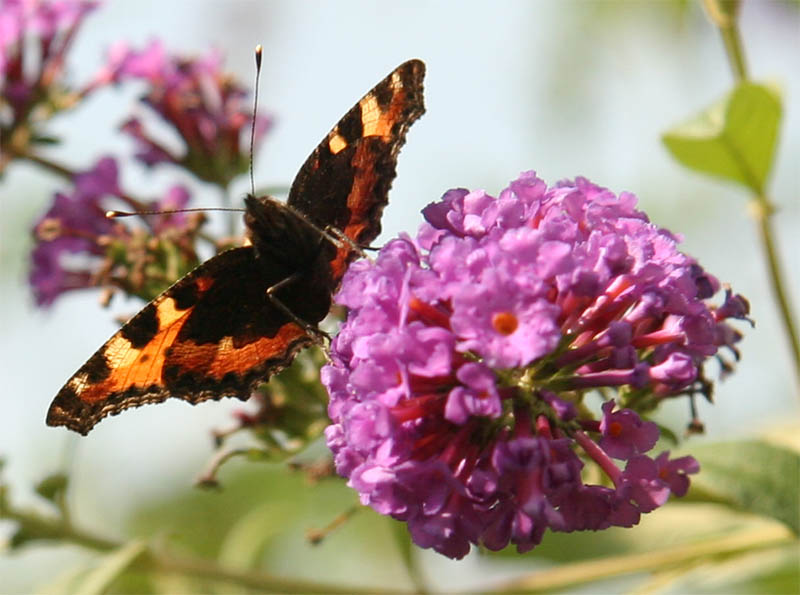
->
[[704, 0, 800, 385], [0, 496, 412, 594]]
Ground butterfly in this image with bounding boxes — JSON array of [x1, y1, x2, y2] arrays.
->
[[47, 59, 426, 435]]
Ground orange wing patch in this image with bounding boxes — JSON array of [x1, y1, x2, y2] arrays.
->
[[66, 296, 193, 404], [359, 70, 407, 139], [165, 324, 308, 380], [324, 60, 426, 283], [46, 246, 317, 435], [47, 287, 311, 435], [328, 132, 348, 155]]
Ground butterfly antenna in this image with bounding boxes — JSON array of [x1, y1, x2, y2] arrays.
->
[[106, 207, 243, 219], [249, 44, 263, 197]]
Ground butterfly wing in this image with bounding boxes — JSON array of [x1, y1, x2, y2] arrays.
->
[[286, 59, 425, 285], [48, 60, 426, 435], [47, 247, 315, 435]]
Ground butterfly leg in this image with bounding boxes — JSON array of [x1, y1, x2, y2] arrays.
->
[[266, 274, 331, 346], [288, 205, 370, 261], [324, 225, 372, 262]]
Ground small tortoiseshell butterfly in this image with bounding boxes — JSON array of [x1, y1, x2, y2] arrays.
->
[[47, 59, 426, 435]]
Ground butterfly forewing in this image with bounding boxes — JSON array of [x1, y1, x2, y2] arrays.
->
[[287, 59, 425, 286]]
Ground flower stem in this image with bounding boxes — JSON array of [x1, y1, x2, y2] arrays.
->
[[20, 151, 75, 180], [704, 0, 800, 388], [574, 430, 621, 484], [389, 517, 429, 595], [1, 502, 119, 551], [194, 447, 254, 487], [751, 198, 800, 382], [703, 0, 748, 81]]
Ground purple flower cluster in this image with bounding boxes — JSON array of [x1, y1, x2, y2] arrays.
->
[[30, 156, 195, 305], [324, 172, 748, 558], [0, 0, 97, 165], [92, 40, 271, 185]]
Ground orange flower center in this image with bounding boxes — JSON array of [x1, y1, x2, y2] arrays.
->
[[492, 312, 518, 336]]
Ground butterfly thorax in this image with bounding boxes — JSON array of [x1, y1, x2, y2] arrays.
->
[[243, 193, 334, 324], [245, 194, 331, 266]]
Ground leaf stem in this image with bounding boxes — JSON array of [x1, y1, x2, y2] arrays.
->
[[720, 24, 747, 82], [194, 447, 254, 487]]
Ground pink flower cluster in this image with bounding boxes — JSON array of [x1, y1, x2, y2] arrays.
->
[[1, 0, 97, 149], [30, 156, 193, 305], [324, 172, 748, 558], [94, 40, 271, 185]]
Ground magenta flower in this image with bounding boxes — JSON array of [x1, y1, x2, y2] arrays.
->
[[599, 401, 659, 460], [92, 40, 271, 186], [324, 171, 748, 558], [29, 156, 196, 305], [30, 157, 120, 305], [0, 0, 98, 166]]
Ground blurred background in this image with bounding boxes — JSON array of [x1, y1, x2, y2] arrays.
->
[[1, 0, 798, 592]]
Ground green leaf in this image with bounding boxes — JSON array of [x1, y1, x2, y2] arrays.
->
[[128, 466, 413, 590], [73, 540, 148, 595], [37, 566, 94, 595], [484, 503, 794, 592], [657, 541, 799, 594], [389, 519, 426, 592], [217, 502, 297, 569], [662, 82, 782, 194], [680, 440, 800, 534]]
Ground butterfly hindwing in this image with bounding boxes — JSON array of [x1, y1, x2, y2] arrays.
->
[[47, 247, 314, 435]]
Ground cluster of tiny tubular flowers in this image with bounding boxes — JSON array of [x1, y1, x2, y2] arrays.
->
[[0, 0, 97, 163], [29, 156, 196, 306], [91, 39, 272, 185], [323, 171, 750, 559]]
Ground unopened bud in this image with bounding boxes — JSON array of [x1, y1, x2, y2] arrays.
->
[[35, 218, 62, 241]]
